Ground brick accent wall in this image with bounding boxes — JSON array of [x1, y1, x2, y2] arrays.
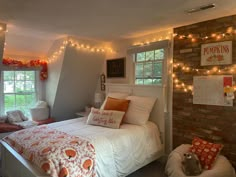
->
[[173, 15, 236, 167]]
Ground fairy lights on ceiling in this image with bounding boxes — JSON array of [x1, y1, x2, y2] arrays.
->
[[47, 39, 115, 63], [132, 31, 172, 47]]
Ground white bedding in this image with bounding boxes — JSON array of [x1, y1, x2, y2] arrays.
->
[[48, 117, 163, 177]]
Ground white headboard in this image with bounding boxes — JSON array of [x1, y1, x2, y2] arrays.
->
[[105, 83, 165, 147]]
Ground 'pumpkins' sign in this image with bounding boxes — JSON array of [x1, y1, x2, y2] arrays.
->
[[201, 41, 232, 66]]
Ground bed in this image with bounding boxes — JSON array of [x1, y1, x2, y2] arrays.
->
[[0, 84, 166, 177]]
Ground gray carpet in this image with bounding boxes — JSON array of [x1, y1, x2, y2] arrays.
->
[[127, 160, 168, 177]]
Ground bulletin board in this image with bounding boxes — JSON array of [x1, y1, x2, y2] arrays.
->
[[193, 75, 233, 106]]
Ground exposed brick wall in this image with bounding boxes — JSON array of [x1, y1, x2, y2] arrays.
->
[[173, 15, 236, 167]]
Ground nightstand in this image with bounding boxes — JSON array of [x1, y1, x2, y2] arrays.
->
[[75, 111, 89, 117]]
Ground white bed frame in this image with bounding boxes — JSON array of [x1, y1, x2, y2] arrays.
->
[[0, 84, 166, 177]]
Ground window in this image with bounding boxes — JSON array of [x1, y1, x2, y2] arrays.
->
[[0, 71, 38, 116], [134, 48, 165, 85]]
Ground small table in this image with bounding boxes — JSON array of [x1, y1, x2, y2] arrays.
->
[[75, 111, 89, 117]]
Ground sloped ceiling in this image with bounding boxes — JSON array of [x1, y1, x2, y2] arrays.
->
[[0, 0, 236, 58]]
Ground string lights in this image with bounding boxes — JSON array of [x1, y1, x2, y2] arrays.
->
[[172, 25, 236, 93], [67, 39, 114, 53], [173, 26, 235, 42], [3, 26, 115, 64], [47, 41, 67, 63], [47, 39, 115, 63], [132, 31, 172, 46], [172, 61, 236, 93]]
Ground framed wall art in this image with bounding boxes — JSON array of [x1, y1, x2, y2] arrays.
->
[[201, 41, 232, 66], [106, 57, 125, 78]]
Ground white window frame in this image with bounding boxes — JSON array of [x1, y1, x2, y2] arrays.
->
[[0, 69, 42, 116], [127, 40, 169, 86]]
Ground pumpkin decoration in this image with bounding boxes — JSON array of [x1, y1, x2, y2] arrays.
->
[[50, 141, 59, 144], [41, 162, 50, 172], [42, 147, 52, 154], [70, 140, 79, 145], [31, 142, 39, 147], [18, 147, 24, 154], [83, 159, 93, 170], [57, 135, 65, 139], [10, 139, 15, 147], [65, 149, 76, 159], [29, 153, 34, 161], [59, 167, 68, 177]]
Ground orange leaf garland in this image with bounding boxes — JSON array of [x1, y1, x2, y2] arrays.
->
[[2, 58, 48, 81]]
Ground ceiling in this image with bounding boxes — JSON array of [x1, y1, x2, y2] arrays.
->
[[0, 0, 236, 58]]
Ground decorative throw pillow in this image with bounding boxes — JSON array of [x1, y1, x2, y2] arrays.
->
[[87, 108, 125, 129], [7, 110, 25, 123], [103, 97, 130, 112], [123, 96, 156, 125], [189, 137, 223, 170], [100, 92, 130, 109], [30, 107, 49, 121]]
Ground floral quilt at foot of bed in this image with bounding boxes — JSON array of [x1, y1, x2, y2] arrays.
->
[[3, 125, 96, 177]]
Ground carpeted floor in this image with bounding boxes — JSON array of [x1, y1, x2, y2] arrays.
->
[[127, 160, 168, 177]]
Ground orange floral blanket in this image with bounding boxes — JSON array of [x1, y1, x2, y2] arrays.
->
[[3, 125, 96, 177]]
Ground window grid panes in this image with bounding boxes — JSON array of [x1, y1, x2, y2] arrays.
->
[[135, 49, 164, 85], [3, 71, 37, 116]]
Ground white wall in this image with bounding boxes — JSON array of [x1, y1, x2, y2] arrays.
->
[[46, 37, 105, 121], [45, 38, 66, 111]]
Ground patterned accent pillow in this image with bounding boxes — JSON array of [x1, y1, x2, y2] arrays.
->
[[7, 110, 25, 123], [87, 108, 125, 129], [189, 137, 223, 170]]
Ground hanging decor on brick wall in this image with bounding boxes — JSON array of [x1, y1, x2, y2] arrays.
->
[[193, 75, 233, 106], [172, 61, 236, 93], [173, 15, 236, 168], [201, 41, 232, 66]]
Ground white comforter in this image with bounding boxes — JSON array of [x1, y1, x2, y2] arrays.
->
[[48, 117, 162, 177]]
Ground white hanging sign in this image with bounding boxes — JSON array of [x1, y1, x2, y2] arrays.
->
[[193, 75, 233, 106], [201, 41, 232, 66]]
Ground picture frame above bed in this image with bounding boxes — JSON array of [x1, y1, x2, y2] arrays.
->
[[106, 57, 125, 78]]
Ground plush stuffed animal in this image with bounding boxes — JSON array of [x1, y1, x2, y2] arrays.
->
[[182, 152, 202, 176]]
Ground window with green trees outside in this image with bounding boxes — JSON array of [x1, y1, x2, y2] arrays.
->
[[135, 48, 164, 85], [1, 71, 37, 116]]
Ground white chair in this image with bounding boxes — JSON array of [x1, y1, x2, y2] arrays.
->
[[165, 144, 236, 177]]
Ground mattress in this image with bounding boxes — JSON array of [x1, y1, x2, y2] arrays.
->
[[47, 117, 163, 177]]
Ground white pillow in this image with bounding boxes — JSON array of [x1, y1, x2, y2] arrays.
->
[[35, 100, 48, 108], [101, 92, 130, 109], [7, 110, 25, 123], [30, 107, 49, 121], [87, 107, 125, 129], [123, 96, 157, 125]]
